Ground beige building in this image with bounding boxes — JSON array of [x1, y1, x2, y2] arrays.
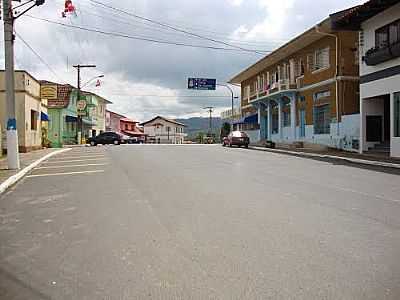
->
[[0, 70, 47, 153], [141, 116, 186, 144]]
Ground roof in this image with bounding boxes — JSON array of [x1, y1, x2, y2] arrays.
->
[[228, 5, 360, 84], [120, 117, 139, 123], [331, 0, 400, 30], [106, 110, 126, 118], [41, 83, 75, 109], [140, 116, 187, 127], [122, 129, 147, 136], [81, 90, 113, 104]]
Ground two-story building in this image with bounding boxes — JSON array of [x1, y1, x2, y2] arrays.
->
[[141, 116, 186, 144], [1, 70, 48, 153], [333, 0, 400, 158], [229, 10, 360, 151], [41, 82, 77, 147], [106, 110, 125, 132]]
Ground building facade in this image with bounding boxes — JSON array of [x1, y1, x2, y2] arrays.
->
[[334, 0, 400, 157], [120, 117, 146, 141], [41, 82, 78, 147], [106, 110, 125, 132], [1, 71, 48, 153], [230, 13, 360, 151], [141, 116, 186, 144]]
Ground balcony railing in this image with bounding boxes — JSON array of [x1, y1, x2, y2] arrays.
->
[[365, 41, 400, 66]]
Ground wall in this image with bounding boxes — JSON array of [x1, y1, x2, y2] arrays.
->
[[243, 130, 259, 143], [360, 2, 400, 76], [143, 118, 185, 144]]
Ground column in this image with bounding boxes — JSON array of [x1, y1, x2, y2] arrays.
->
[[278, 99, 283, 140], [267, 101, 272, 141], [359, 92, 365, 154], [290, 95, 297, 141]]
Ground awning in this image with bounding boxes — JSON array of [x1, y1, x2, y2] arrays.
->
[[233, 114, 258, 125], [41, 112, 50, 122], [66, 115, 77, 122]]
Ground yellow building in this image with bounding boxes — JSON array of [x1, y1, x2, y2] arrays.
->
[[0, 70, 48, 153]]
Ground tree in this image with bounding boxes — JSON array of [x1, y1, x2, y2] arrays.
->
[[196, 132, 205, 144], [220, 122, 231, 139]]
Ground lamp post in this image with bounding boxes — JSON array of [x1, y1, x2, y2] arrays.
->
[[217, 83, 239, 130]]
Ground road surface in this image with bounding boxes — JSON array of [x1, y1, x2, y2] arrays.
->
[[1, 145, 400, 299]]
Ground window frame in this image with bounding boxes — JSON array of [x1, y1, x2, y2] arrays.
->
[[30, 110, 38, 131]]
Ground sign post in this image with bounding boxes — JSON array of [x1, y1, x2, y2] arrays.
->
[[188, 78, 216, 90]]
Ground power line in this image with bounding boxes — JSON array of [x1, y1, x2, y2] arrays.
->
[[25, 15, 272, 54], [15, 32, 67, 84], [87, 0, 267, 55], [76, 5, 281, 48]]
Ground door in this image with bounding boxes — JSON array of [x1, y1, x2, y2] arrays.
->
[[366, 116, 382, 142], [299, 109, 306, 138]]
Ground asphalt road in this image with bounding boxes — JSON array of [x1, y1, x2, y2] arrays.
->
[[1, 145, 400, 299]]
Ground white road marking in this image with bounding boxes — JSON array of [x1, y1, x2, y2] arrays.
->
[[43, 158, 108, 164], [26, 170, 105, 178], [36, 163, 108, 169], [50, 155, 106, 160]]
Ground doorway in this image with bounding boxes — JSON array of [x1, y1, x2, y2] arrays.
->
[[299, 109, 306, 138]]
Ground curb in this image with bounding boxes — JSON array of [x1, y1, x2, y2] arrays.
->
[[249, 146, 400, 169], [0, 148, 72, 195]]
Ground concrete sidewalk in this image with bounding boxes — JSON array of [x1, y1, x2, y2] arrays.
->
[[0, 148, 69, 194], [249, 146, 400, 170]]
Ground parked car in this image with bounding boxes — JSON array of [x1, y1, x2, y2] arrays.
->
[[222, 131, 250, 148], [122, 135, 144, 144], [87, 131, 123, 146]]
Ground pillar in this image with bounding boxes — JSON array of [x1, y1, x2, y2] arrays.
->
[[290, 95, 297, 141]]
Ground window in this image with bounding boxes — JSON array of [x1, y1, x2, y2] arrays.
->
[[313, 105, 331, 134], [125, 124, 129, 130], [299, 95, 306, 103], [314, 90, 331, 101], [375, 19, 400, 48], [314, 47, 330, 70], [395, 92, 400, 137], [30, 110, 38, 130]]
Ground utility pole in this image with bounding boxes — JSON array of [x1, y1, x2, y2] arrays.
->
[[73, 64, 96, 144], [3, 0, 45, 169], [203, 107, 214, 135], [216, 84, 238, 131]]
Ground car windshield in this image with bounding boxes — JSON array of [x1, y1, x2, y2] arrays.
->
[[2, 0, 399, 299]]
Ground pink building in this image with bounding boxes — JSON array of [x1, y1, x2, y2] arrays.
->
[[120, 117, 146, 141], [105, 110, 125, 132]]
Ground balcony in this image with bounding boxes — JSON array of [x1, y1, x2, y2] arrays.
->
[[365, 41, 400, 66]]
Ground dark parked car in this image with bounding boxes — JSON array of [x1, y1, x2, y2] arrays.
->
[[222, 131, 250, 148], [121, 135, 144, 144], [87, 132, 123, 146]]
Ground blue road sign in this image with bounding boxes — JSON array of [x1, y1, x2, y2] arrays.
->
[[188, 78, 216, 90]]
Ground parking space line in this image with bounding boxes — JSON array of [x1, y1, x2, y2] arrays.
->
[[51, 155, 106, 160], [26, 170, 105, 178], [36, 163, 108, 169], [43, 158, 108, 164]]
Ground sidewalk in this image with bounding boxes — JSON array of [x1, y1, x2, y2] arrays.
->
[[0, 148, 69, 193], [249, 145, 400, 170]]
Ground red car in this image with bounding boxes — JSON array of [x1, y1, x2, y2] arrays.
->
[[222, 131, 250, 148]]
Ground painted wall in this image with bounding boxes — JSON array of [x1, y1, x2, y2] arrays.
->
[[243, 130, 259, 143], [0, 71, 43, 152], [360, 2, 400, 76]]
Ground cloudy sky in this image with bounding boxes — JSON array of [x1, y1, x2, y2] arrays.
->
[[1, 0, 364, 121]]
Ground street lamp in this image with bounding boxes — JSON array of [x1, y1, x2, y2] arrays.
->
[[81, 74, 104, 88], [217, 83, 239, 129]]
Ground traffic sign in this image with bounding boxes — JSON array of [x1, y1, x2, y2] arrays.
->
[[188, 78, 216, 90]]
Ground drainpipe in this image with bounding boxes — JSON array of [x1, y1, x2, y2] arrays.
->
[[315, 25, 340, 137]]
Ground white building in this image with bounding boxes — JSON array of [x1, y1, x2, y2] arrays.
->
[[141, 116, 186, 144], [334, 0, 400, 157]]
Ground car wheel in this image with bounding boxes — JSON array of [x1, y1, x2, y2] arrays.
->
[[245, 144, 249, 148], [90, 141, 96, 146], [229, 143, 232, 147]]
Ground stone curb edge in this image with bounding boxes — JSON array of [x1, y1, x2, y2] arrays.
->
[[0, 148, 72, 195], [249, 146, 400, 169]]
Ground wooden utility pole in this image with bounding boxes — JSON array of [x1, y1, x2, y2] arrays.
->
[[73, 64, 96, 144]]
